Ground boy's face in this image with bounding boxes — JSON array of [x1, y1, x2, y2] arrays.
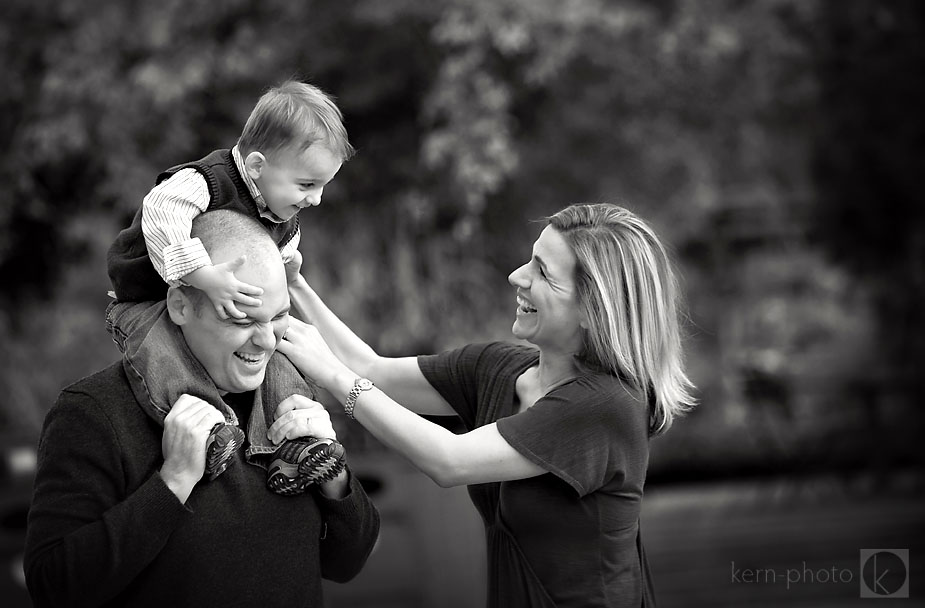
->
[[246, 144, 343, 221]]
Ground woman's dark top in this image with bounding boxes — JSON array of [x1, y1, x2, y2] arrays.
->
[[419, 342, 656, 607]]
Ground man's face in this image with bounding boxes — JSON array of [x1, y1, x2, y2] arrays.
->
[[180, 262, 290, 394], [253, 143, 343, 221]]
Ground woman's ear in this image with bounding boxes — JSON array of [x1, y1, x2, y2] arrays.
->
[[579, 307, 590, 330], [166, 287, 193, 326], [243, 151, 266, 180]]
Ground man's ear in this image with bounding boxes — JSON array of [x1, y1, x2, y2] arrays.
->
[[243, 151, 267, 180], [166, 286, 194, 326]]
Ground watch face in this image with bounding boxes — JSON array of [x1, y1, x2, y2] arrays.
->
[[358, 378, 374, 390]]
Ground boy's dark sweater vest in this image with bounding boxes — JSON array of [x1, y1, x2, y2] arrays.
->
[[107, 149, 299, 302]]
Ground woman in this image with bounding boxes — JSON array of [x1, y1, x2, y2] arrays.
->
[[272, 203, 696, 607]]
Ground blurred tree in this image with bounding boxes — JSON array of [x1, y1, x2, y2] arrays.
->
[[812, 0, 925, 388], [1, 0, 918, 478]]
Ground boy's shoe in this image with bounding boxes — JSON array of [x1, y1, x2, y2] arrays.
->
[[204, 423, 245, 481], [267, 437, 347, 496]]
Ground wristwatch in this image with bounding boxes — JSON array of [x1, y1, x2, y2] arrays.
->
[[344, 378, 374, 420]]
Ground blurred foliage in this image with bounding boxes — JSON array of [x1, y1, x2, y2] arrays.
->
[[1, 0, 922, 479]]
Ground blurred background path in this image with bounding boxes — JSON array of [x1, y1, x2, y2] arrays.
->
[[4, 449, 922, 606], [321, 455, 925, 607], [643, 473, 925, 607]]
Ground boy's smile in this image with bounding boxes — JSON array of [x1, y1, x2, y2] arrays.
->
[[247, 144, 343, 221]]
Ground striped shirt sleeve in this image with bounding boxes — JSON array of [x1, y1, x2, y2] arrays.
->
[[140, 168, 212, 284]]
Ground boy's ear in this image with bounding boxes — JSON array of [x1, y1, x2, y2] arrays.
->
[[243, 151, 267, 180], [166, 286, 194, 326]]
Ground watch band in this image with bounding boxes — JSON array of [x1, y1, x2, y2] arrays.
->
[[344, 378, 373, 420]]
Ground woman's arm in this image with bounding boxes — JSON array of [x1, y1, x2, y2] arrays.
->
[[273, 327, 546, 487], [338, 370, 546, 487], [287, 271, 376, 371], [281, 284, 456, 415]]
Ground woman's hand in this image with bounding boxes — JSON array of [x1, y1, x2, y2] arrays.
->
[[277, 317, 351, 388]]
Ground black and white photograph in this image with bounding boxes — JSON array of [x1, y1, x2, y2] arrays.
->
[[1, 1, 923, 606]]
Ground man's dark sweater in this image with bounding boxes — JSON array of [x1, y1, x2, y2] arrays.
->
[[24, 362, 379, 607]]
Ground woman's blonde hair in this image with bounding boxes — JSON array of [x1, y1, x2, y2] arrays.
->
[[548, 203, 696, 435]]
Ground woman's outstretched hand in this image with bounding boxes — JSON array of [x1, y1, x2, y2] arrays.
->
[[278, 317, 351, 388]]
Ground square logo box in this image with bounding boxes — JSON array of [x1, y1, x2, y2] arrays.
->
[[860, 549, 909, 599]]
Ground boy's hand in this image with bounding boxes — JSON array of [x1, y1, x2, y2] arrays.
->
[[184, 256, 264, 319], [284, 250, 303, 285]]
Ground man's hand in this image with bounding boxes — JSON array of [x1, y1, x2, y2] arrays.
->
[[160, 394, 227, 503], [267, 395, 349, 499], [183, 257, 264, 319], [267, 395, 337, 445]]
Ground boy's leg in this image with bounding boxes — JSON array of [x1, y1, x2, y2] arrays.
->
[[106, 300, 245, 479], [258, 353, 346, 496], [106, 301, 171, 424]]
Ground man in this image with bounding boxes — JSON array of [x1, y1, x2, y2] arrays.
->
[[24, 210, 379, 607]]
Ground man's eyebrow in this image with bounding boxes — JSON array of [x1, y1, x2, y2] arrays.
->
[[226, 306, 290, 323]]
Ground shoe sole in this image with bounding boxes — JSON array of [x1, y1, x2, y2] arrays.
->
[[205, 423, 245, 481], [267, 437, 347, 496]]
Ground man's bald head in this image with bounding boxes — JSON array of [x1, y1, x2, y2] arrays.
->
[[176, 210, 287, 316], [167, 210, 292, 394], [191, 209, 282, 271]]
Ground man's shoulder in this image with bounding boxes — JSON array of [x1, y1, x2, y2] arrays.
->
[[59, 361, 134, 409], [45, 362, 161, 471], [53, 361, 159, 440]]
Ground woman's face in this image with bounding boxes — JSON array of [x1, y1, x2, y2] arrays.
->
[[507, 226, 585, 354]]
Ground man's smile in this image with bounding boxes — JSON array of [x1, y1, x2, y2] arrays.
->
[[233, 351, 266, 365]]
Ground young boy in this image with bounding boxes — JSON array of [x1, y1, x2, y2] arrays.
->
[[106, 80, 352, 495]]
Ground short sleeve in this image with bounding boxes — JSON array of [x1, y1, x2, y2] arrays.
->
[[417, 342, 495, 430], [496, 375, 649, 497]]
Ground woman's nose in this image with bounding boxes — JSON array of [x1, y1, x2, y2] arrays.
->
[[508, 263, 529, 288]]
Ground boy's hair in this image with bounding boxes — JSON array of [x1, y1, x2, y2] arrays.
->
[[237, 80, 355, 162]]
